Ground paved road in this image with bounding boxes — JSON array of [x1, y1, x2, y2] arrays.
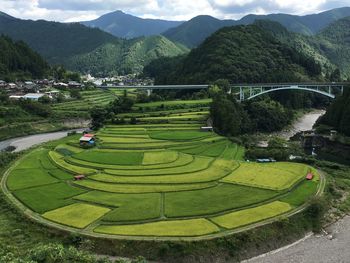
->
[[245, 216, 350, 263]]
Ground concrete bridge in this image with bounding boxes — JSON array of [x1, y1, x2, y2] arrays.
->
[[100, 85, 209, 96], [100, 83, 346, 99]]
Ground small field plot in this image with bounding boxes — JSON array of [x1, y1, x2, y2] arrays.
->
[[103, 156, 212, 176], [42, 203, 110, 229], [13, 182, 86, 213], [222, 162, 308, 190], [211, 201, 292, 229], [73, 180, 217, 193], [7, 168, 59, 190], [14, 149, 47, 169], [94, 219, 219, 237], [95, 159, 238, 184], [72, 151, 143, 166], [142, 151, 178, 165], [280, 179, 319, 207], [74, 191, 161, 222], [165, 183, 279, 217], [149, 130, 213, 141], [49, 151, 97, 174], [67, 152, 193, 170]]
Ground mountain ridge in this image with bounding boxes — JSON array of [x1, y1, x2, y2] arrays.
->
[[81, 10, 183, 39], [162, 7, 350, 47]]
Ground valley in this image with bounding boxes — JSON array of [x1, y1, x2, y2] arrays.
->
[[0, 4, 350, 263]]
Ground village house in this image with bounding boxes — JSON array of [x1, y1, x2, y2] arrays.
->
[[79, 133, 96, 146], [23, 93, 47, 101]]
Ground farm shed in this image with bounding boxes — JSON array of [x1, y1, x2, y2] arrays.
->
[[306, 172, 314, 180], [79, 136, 95, 145], [74, 175, 85, 180]]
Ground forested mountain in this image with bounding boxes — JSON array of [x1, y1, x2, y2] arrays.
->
[[316, 17, 350, 78], [163, 15, 235, 48], [318, 88, 350, 136], [0, 36, 49, 81], [81, 10, 183, 39], [0, 13, 117, 65], [0, 12, 188, 75], [145, 24, 323, 84], [69, 35, 189, 76], [162, 7, 350, 48]]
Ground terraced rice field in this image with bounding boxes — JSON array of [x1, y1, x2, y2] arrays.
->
[[3, 124, 321, 240]]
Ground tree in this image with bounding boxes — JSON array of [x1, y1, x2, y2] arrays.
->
[[108, 97, 134, 114], [70, 89, 82, 99], [210, 92, 243, 136], [330, 69, 341, 82], [38, 95, 52, 104], [90, 107, 107, 130]]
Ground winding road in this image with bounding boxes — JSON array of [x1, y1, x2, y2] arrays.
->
[[245, 216, 350, 263]]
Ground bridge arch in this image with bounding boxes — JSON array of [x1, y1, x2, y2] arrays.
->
[[247, 86, 335, 100], [236, 84, 345, 101]]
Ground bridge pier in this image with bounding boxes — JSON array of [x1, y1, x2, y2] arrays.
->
[[146, 89, 153, 96]]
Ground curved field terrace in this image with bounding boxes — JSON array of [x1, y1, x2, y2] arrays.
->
[[2, 124, 322, 240]]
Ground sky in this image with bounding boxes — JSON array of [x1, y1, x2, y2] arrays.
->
[[0, 0, 349, 22]]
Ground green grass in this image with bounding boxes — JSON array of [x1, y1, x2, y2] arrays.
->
[[211, 201, 292, 229], [42, 203, 110, 229], [49, 151, 97, 175], [149, 130, 213, 141], [165, 183, 280, 217], [222, 162, 308, 190], [13, 182, 87, 213], [94, 159, 238, 184], [280, 180, 319, 207], [103, 156, 212, 176], [73, 180, 217, 193], [7, 168, 59, 191], [72, 150, 144, 166], [99, 136, 161, 144], [74, 191, 161, 222], [66, 152, 194, 170], [94, 219, 219, 237], [134, 99, 212, 108], [142, 151, 178, 165]]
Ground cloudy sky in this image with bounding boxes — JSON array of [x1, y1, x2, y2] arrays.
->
[[1, 0, 349, 22]]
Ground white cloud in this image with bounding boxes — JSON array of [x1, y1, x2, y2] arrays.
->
[[0, 0, 348, 22]]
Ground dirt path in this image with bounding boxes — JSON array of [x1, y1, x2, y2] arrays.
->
[[244, 215, 350, 263]]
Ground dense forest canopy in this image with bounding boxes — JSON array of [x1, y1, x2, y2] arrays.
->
[[318, 87, 350, 136], [0, 35, 49, 81], [145, 24, 322, 84]]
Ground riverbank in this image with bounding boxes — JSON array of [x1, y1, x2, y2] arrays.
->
[[257, 109, 325, 147], [0, 128, 86, 152]]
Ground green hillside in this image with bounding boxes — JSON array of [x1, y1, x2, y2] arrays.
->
[[318, 88, 350, 136], [0, 13, 187, 76], [0, 35, 49, 80], [0, 15, 117, 65], [146, 24, 322, 84], [68, 35, 189, 76], [316, 17, 350, 78]]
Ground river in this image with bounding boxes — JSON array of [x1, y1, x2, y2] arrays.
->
[[276, 109, 326, 140], [258, 109, 325, 147], [0, 129, 85, 152]]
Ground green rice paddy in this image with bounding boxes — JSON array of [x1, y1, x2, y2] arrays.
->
[[4, 121, 321, 239]]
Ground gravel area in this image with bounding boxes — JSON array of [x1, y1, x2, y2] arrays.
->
[[244, 216, 350, 263]]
